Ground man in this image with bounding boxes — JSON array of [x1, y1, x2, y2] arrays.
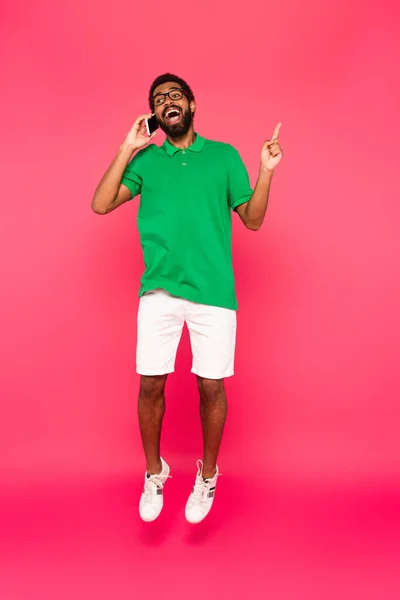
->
[[92, 73, 283, 524]]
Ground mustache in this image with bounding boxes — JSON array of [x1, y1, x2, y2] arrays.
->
[[162, 105, 182, 118]]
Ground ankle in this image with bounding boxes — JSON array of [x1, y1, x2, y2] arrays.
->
[[147, 459, 162, 475], [202, 465, 217, 479]]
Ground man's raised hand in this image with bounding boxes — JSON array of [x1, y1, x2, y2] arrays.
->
[[260, 123, 283, 172]]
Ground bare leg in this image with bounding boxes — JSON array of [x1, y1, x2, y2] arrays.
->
[[138, 374, 168, 475], [197, 377, 227, 479]]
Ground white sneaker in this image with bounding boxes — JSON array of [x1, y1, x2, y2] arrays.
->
[[139, 457, 171, 522], [185, 460, 220, 524]]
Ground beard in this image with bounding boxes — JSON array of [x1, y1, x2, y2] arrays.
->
[[158, 107, 193, 138]]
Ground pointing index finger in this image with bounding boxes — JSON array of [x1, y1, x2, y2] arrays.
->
[[271, 122, 282, 140]]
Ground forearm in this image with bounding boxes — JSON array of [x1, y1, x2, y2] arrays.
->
[[91, 142, 137, 213], [243, 167, 274, 230]]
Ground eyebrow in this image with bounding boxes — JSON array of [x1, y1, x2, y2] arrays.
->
[[153, 87, 181, 96]]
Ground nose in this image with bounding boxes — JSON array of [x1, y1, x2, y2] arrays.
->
[[165, 98, 176, 108], [162, 99, 171, 111]]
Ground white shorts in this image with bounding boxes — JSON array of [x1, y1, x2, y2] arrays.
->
[[136, 289, 237, 379]]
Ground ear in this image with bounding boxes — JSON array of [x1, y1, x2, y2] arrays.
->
[[190, 100, 196, 115]]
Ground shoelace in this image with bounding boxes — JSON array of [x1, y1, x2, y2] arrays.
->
[[143, 473, 171, 504], [192, 477, 210, 503], [191, 460, 220, 504]]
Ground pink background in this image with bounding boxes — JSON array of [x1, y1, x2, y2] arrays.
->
[[1, 0, 399, 598]]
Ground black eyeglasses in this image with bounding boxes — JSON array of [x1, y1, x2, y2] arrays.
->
[[152, 88, 186, 107]]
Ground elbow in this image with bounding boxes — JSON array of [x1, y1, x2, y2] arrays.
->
[[246, 220, 262, 231], [92, 206, 108, 215], [91, 198, 109, 215]]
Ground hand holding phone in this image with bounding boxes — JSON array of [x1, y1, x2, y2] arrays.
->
[[145, 114, 159, 136], [123, 114, 159, 150]]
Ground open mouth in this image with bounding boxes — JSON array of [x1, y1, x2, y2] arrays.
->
[[164, 108, 182, 125]]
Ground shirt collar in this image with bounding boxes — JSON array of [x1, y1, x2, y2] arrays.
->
[[162, 133, 205, 156]]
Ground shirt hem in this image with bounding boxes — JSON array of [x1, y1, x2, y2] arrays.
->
[[139, 280, 238, 311]]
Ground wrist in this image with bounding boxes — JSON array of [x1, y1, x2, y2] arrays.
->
[[259, 164, 274, 177], [120, 141, 138, 155]]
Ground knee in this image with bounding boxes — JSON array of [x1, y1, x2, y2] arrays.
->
[[139, 375, 167, 401], [197, 377, 225, 401]]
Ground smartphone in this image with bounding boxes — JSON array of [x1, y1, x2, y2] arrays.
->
[[146, 114, 159, 136]]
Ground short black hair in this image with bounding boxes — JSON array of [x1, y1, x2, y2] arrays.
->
[[149, 73, 195, 111]]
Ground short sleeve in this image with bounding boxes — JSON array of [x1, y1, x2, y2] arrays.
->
[[228, 148, 253, 210], [121, 150, 145, 198]]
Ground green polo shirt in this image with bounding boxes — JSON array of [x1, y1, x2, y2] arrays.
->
[[121, 133, 253, 310]]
